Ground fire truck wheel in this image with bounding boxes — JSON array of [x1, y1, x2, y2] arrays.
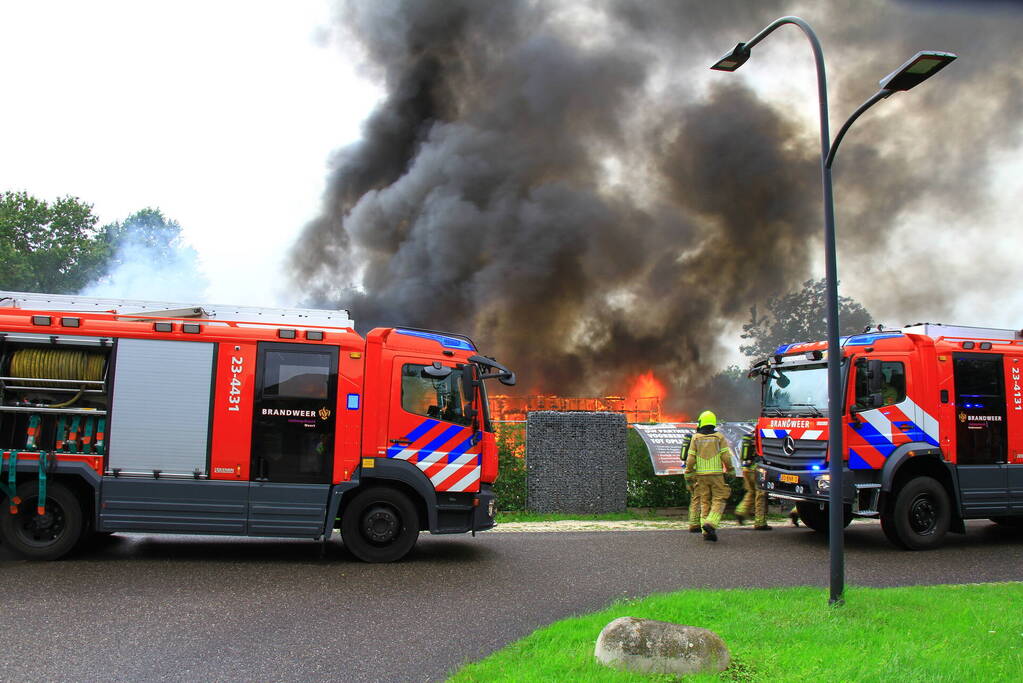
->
[[794, 502, 852, 533], [0, 481, 84, 560], [341, 487, 420, 563], [880, 514, 906, 549], [886, 476, 950, 550]]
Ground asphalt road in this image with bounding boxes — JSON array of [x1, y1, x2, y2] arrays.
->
[[3, 521, 1023, 682]]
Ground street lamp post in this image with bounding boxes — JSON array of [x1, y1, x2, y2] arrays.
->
[[710, 17, 955, 606]]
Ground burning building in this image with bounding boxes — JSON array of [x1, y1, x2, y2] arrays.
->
[[490, 370, 683, 423], [488, 393, 661, 424]]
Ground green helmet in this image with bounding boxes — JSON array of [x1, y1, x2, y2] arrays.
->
[[697, 410, 717, 428]]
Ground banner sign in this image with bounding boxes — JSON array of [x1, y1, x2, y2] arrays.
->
[[633, 422, 754, 476]]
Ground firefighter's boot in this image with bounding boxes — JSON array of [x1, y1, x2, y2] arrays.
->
[[701, 523, 717, 542], [754, 524, 773, 531], [789, 507, 800, 527]]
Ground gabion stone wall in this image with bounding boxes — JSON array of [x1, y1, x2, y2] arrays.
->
[[526, 411, 627, 514]]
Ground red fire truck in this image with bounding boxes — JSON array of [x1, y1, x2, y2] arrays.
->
[[0, 291, 514, 562], [750, 323, 1023, 550]]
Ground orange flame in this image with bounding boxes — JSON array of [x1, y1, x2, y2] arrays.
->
[[627, 370, 667, 401], [629, 370, 689, 423], [488, 370, 689, 423]]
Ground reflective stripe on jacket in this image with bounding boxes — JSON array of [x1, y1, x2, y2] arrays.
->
[[685, 432, 734, 475]]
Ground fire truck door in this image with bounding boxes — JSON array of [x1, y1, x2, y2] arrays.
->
[[953, 353, 1010, 516], [248, 342, 339, 536], [385, 358, 482, 493]]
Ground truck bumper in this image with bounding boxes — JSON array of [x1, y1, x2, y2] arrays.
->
[[432, 485, 496, 535], [757, 463, 883, 516], [757, 463, 851, 505], [472, 485, 496, 533]]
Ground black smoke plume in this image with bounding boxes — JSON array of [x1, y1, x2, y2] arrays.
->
[[289, 0, 1023, 414]]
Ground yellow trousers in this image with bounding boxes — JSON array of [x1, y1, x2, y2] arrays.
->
[[694, 474, 730, 529], [735, 469, 767, 527], [687, 479, 702, 530]]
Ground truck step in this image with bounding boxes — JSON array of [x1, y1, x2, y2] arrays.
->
[[854, 483, 881, 516]]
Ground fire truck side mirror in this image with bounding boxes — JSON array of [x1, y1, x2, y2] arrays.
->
[[468, 354, 516, 386], [460, 364, 477, 401], [866, 359, 883, 394]]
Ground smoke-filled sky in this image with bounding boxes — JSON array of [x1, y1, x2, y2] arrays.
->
[[3, 0, 1022, 412], [291, 0, 1023, 407]]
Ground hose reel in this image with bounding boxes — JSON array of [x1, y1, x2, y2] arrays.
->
[[6, 348, 107, 407]]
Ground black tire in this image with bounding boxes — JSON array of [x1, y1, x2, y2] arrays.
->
[[0, 481, 84, 560], [795, 502, 853, 533], [884, 476, 950, 550], [880, 514, 906, 549], [340, 487, 419, 563], [989, 517, 1023, 529]]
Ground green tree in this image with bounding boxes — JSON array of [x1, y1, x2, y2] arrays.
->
[[0, 191, 108, 292], [740, 278, 873, 359], [98, 208, 190, 266]]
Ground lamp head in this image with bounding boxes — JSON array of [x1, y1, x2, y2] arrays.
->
[[879, 51, 957, 92], [710, 42, 751, 72]]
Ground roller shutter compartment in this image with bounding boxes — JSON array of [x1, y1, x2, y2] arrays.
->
[[108, 338, 214, 476]]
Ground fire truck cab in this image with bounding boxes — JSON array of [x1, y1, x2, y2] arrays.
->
[[751, 323, 1023, 550], [0, 291, 514, 562]]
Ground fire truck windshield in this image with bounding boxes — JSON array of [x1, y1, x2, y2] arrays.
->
[[763, 364, 828, 416]]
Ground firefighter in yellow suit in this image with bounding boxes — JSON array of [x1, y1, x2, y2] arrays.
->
[[680, 433, 702, 533], [734, 434, 771, 530], [683, 410, 734, 542]]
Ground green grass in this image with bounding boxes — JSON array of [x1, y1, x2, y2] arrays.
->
[[449, 583, 1023, 682]]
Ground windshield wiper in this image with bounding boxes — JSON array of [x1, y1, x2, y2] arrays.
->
[[763, 407, 785, 417], [789, 403, 824, 417]]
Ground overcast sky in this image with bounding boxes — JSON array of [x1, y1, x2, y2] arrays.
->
[[2, 1, 1022, 374], [0, 0, 380, 305]]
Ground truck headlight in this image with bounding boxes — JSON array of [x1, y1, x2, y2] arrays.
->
[[815, 474, 831, 492]]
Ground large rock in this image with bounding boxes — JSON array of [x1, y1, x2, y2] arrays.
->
[[594, 616, 730, 675]]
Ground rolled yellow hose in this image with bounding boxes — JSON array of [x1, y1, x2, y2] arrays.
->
[[9, 349, 106, 388]]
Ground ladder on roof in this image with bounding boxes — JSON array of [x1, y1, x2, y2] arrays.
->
[[900, 323, 1023, 341], [0, 290, 354, 328]]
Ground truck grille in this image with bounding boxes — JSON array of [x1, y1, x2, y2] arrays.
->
[[761, 437, 827, 469]]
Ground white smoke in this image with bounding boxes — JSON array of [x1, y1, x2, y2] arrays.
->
[[80, 217, 210, 302]]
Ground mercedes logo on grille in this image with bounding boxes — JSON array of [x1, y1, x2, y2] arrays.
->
[[783, 436, 797, 456]]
